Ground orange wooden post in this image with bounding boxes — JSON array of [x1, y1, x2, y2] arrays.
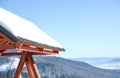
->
[[14, 52, 28, 78], [28, 53, 41, 78], [25, 58, 34, 78]]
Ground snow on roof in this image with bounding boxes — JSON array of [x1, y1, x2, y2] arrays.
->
[[0, 7, 63, 49]]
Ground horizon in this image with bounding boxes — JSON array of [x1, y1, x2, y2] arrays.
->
[[0, 0, 120, 58]]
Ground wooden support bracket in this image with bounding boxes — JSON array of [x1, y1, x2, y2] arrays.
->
[[14, 51, 41, 78], [14, 51, 28, 78], [25, 59, 34, 78], [28, 53, 41, 78]]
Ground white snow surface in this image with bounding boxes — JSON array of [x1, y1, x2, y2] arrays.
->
[[97, 63, 120, 70], [0, 7, 62, 48], [0, 57, 19, 71]]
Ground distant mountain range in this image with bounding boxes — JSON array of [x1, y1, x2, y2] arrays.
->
[[72, 57, 120, 70], [0, 56, 120, 78]]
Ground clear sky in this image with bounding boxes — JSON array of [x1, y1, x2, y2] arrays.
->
[[0, 0, 120, 58]]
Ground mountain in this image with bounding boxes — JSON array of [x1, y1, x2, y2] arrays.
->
[[72, 57, 120, 70], [0, 56, 120, 78]]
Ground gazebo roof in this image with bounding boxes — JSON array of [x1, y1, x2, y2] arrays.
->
[[0, 8, 64, 51]]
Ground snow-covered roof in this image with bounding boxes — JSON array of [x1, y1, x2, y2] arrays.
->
[[0, 7, 64, 51]]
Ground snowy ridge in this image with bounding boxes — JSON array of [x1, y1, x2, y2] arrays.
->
[[0, 56, 120, 78], [72, 57, 120, 70], [97, 63, 120, 70]]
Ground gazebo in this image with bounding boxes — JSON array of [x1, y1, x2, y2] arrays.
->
[[0, 8, 65, 78]]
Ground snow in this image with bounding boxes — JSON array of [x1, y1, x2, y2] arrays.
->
[[97, 63, 120, 70], [9, 57, 20, 69], [0, 7, 62, 48], [0, 63, 9, 71], [0, 57, 19, 71], [74, 57, 120, 70]]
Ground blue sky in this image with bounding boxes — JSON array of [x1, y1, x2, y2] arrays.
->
[[0, 0, 120, 58]]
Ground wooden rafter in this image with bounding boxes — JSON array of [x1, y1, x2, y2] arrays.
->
[[0, 32, 16, 51], [0, 32, 15, 44]]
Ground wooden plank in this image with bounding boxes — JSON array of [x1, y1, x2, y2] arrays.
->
[[1, 53, 22, 56], [0, 44, 16, 50]]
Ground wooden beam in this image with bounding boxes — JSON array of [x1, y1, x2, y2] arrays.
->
[[19, 45, 43, 53], [16, 40, 62, 52], [32, 53, 56, 55], [0, 50, 5, 53], [28, 53, 41, 78], [0, 51, 57, 56], [0, 44, 16, 50], [0, 32, 15, 44], [1, 53, 22, 56], [1, 52, 55, 56], [0, 50, 5, 56], [14, 51, 28, 78], [25, 59, 34, 78]]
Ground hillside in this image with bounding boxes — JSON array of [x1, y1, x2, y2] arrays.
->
[[0, 56, 120, 78], [72, 57, 120, 69]]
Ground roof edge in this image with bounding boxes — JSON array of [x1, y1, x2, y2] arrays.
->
[[17, 36, 65, 51], [0, 23, 18, 42]]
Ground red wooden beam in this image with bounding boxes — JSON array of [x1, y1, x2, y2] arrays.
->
[[16, 40, 63, 52], [1, 52, 22, 56], [14, 52, 28, 78], [0, 44, 16, 50], [28, 53, 41, 78], [25, 59, 34, 78], [1, 52, 57, 56], [0, 32, 15, 44]]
